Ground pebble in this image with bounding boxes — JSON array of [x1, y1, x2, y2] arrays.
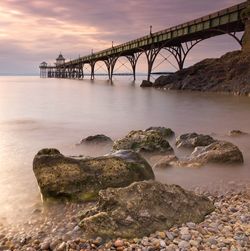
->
[[0, 188, 249, 251], [178, 240, 190, 249]]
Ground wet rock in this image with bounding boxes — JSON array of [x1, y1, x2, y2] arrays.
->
[[33, 149, 154, 202], [113, 127, 174, 154], [153, 155, 178, 168], [145, 126, 175, 138], [80, 134, 113, 144], [176, 133, 216, 148], [79, 180, 214, 238], [188, 141, 244, 165], [153, 50, 250, 96], [228, 130, 248, 136], [140, 80, 153, 87]]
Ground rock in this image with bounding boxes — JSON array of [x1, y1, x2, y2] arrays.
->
[[33, 149, 154, 202], [153, 50, 250, 96], [188, 141, 244, 165], [40, 240, 50, 250], [155, 140, 243, 168], [79, 180, 214, 238], [113, 128, 174, 154], [178, 240, 190, 249], [80, 134, 113, 144], [145, 126, 175, 138], [176, 133, 216, 148], [140, 80, 153, 87], [153, 155, 178, 168], [228, 130, 248, 136], [114, 239, 124, 248]]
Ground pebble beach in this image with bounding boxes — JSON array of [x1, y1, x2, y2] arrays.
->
[[0, 185, 249, 251]]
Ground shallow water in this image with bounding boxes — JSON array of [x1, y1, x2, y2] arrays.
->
[[0, 76, 250, 222]]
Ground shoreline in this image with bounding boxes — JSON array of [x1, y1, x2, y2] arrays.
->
[[0, 185, 249, 250], [142, 50, 250, 97]]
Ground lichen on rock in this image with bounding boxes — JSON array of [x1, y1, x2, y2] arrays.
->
[[78, 180, 215, 238], [33, 149, 154, 202], [113, 127, 174, 154]]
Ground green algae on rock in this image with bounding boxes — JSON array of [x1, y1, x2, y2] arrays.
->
[[79, 180, 215, 239], [113, 127, 174, 154], [33, 149, 154, 202]]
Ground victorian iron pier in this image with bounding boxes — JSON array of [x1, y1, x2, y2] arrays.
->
[[40, 1, 249, 81]]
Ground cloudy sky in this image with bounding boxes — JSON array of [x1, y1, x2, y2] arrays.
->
[[0, 0, 244, 75]]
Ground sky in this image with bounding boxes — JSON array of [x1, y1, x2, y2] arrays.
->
[[0, 0, 245, 75]]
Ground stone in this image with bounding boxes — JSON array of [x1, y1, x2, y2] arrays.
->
[[40, 240, 50, 250], [80, 134, 113, 144], [33, 149, 154, 202], [57, 242, 66, 251], [114, 239, 124, 247], [228, 130, 248, 136], [188, 141, 244, 165], [113, 127, 174, 154], [153, 50, 250, 96], [79, 180, 214, 238], [140, 80, 153, 87], [176, 133, 216, 148], [153, 155, 178, 169], [178, 240, 190, 249]]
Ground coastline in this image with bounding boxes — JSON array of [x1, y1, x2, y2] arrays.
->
[[142, 50, 250, 97], [0, 186, 249, 251]]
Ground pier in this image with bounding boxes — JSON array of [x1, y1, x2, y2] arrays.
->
[[40, 1, 249, 81]]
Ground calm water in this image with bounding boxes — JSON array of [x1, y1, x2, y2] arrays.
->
[[0, 76, 250, 222]]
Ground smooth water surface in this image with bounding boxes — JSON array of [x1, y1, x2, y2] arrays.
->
[[0, 76, 250, 222]]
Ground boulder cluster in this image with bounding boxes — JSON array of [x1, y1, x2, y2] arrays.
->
[[33, 127, 244, 239]]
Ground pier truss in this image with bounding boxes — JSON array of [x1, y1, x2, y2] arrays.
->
[[40, 1, 249, 81]]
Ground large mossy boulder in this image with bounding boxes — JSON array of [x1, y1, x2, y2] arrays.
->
[[113, 127, 174, 154], [33, 149, 154, 202], [176, 133, 216, 148], [78, 180, 214, 238]]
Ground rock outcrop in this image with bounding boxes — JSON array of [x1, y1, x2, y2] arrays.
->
[[176, 133, 216, 148], [188, 141, 244, 165], [153, 51, 250, 96], [228, 130, 248, 136], [154, 140, 243, 168], [33, 149, 154, 202], [80, 134, 113, 144], [140, 80, 153, 87], [113, 127, 174, 154], [78, 180, 214, 238]]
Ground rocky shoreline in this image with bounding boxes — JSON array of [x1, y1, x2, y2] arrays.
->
[[141, 50, 250, 96], [0, 187, 249, 250], [0, 128, 249, 250]]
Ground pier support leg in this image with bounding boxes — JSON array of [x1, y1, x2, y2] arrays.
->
[[104, 56, 118, 81], [90, 61, 96, 80], [144, 47, 161, 81], [126, 52, 142, 81], [165, 39, 202, 71]]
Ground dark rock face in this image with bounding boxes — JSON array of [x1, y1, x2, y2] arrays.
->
[[188, 141, 244, 165], [112, 128, 174, 154], [228, 130, 248, 136], [33, 149, 154, 202], [176, 133, 216, 148], [78, 180, 214, 238], [153, 51, 250, 96], [140, 80, 153, 87], [80, 134, 113, 144]]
